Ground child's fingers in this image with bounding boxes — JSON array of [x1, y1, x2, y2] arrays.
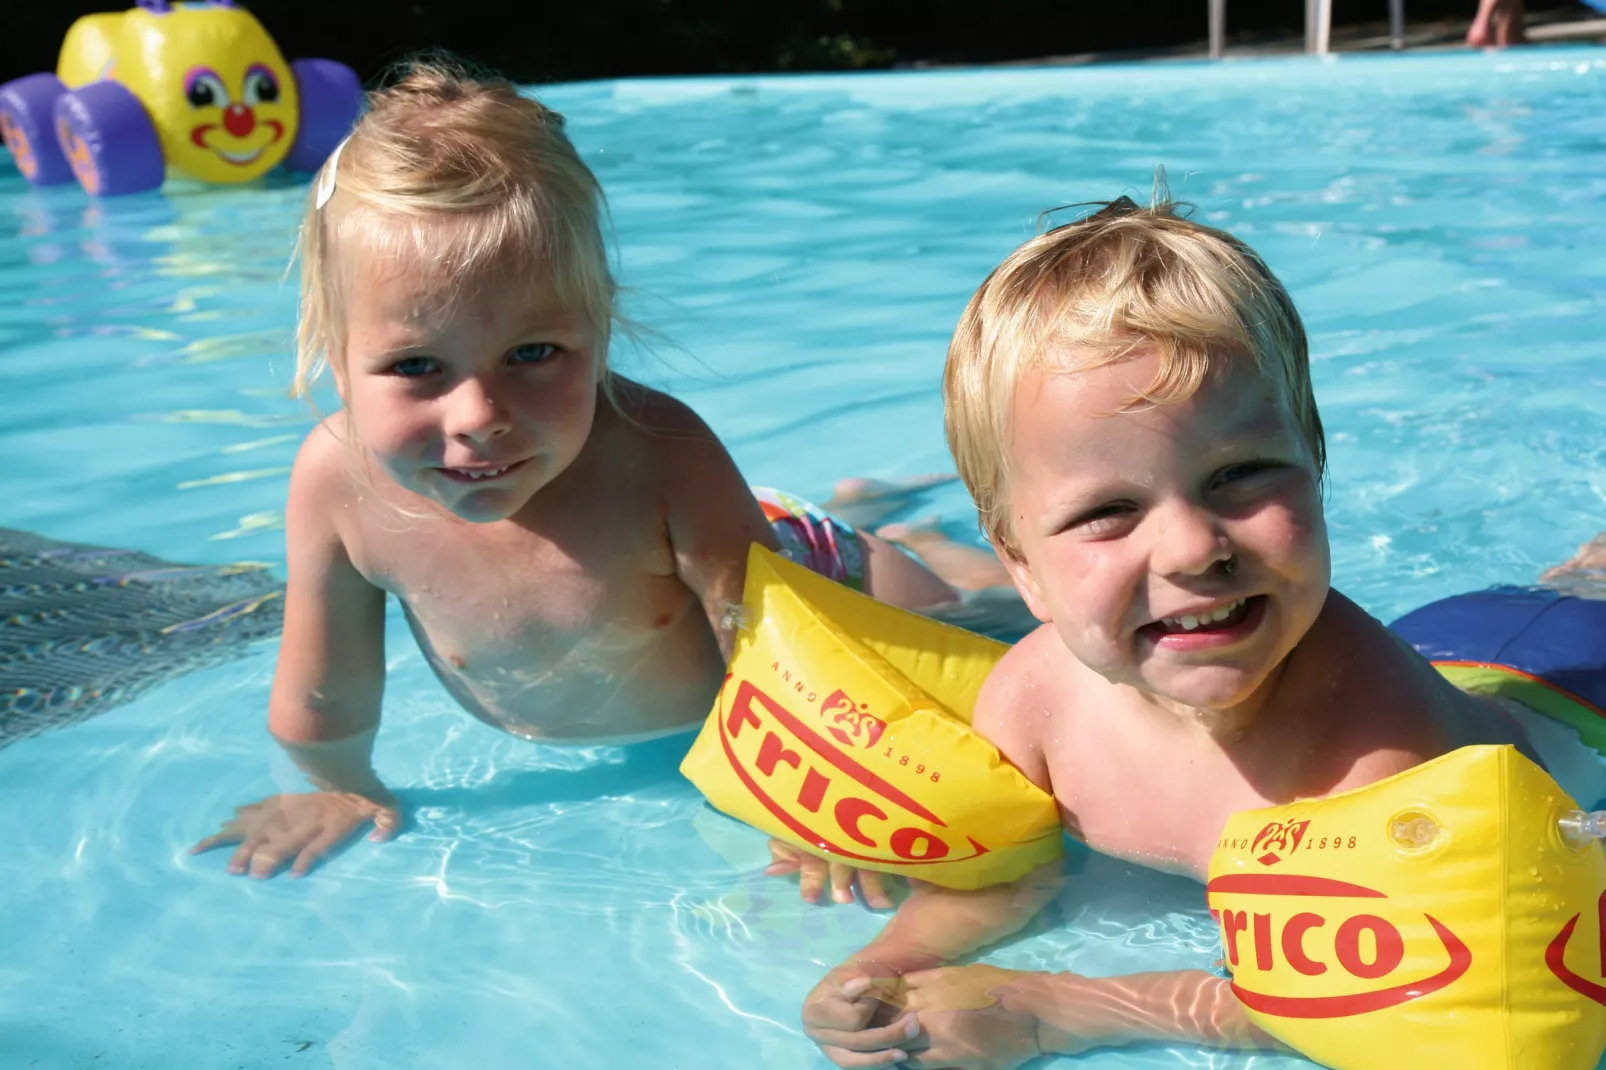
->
[[766, 839, 802, 876], [370, 806, 403, 842], [290, 828, 346, 877], [830, 862, 858, 904], [246, 841, 295, 880], [226, 837, 262, 875], [798, 856, 829, 904], [858, 869, 895, 910], [189, 827, 243, 855], [818, 1045, 908, 1068], [807, 1014, 922, 1055]]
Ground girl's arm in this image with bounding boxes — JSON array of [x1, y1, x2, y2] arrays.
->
[[653, 395, 906, 907], [268, 426, 387, 785], [192, 424, 395, 878], [656, 396, 777, 660]]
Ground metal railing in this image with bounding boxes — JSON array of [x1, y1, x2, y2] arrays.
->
[[1208, 0, 1407, 57]]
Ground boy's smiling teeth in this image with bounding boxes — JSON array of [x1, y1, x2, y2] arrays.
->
[[447, 464, 513, 480], [1160, 598, 1246, 632]]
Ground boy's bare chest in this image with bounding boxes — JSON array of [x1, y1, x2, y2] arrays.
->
[[1046, 734, 1280, 881]]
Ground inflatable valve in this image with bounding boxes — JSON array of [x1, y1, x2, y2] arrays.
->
[[1558, 809, 1606, 850]]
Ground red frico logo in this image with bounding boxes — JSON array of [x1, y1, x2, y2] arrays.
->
[[821, 689, 886, 750], [715, 677, 990, 868], [1251, 819, 1310, 867], [1206, 873, 1472, 1019], [1546, 889, 1606, 1007]]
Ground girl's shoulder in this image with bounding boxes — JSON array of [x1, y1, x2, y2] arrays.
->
[[600, 377, 732, 468], [286, 413, 366, 535], [291, 413, 358, 493]]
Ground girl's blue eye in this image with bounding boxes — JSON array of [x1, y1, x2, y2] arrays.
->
[[389, 356, 439, 378], [509, 343, 557, 366]]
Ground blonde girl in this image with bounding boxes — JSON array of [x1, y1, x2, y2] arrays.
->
[[192, 60, 995, 907]]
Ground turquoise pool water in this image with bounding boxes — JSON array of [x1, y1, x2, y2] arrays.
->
[[2, 46, 1604, 1069]]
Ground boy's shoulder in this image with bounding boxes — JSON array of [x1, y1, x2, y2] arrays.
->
[[972, 623, 1086, 792], [1275, 590, 1478, 794]]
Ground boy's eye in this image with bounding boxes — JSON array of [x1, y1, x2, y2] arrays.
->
[[508, 343, 557, 366], [1212, 461, 1279, 489], [387, 356, 440, 378], [1070, 502, 1136, 536]]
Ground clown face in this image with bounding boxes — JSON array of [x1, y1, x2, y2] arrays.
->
[[120, 4, 299, 183]]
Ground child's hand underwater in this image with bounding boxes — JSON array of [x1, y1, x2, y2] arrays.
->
[[191, 791, 402, 878], [766, 838, 897, 909]]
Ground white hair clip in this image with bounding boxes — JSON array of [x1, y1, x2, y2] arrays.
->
[[315, 135, 350, 210]]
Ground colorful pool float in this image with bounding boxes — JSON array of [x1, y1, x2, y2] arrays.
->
[[0, 0, 360, 196], [681, 545, 1063, 890]]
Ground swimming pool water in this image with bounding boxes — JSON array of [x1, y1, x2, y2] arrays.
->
[[2, 47, 1603, 1069]]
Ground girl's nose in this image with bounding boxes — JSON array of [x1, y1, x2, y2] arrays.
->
[[446, 380, 512, 442]]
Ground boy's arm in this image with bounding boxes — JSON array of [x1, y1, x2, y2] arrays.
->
[[805, 656, 1067, 1042], [1025, 969, 1273, 1053], [192, 424, 394, 878], [830, 964, 1277, 1068]]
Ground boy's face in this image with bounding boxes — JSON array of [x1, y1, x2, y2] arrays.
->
[[338, 249, 604, 524], [999, 345, 1330, 714]]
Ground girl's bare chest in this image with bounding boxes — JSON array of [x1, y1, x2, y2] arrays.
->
[[355, 518, 681, 639]]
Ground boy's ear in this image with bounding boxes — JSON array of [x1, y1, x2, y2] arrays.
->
[[996, 545, 1053, 624]]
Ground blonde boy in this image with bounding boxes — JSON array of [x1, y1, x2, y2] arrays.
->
[[800, 196, 1546, 1068]]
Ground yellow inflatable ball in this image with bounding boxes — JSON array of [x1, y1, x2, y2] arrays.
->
[[0, 1, 359, 195], [1208, 745, 1606, 1070], [681, 545, 1063, 891]]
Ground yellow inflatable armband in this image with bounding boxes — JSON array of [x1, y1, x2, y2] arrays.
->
[[1208, 745, 1606, 1070], [680, 545, 1062, 890]]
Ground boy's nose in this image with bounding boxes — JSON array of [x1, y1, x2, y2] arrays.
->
[[445, 380, 512, 442], [1152, 503, 1235, 578]]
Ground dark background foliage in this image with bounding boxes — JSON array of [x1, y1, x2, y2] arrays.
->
[[1, 0, 1586, 86]]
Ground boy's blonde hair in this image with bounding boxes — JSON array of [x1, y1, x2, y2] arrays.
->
[[294, 58, 617, 401], [944, 195, 1324, 558]]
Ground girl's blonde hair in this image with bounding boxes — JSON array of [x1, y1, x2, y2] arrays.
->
[[944, 193, 1324, 558], [294, 57, 617, 401]]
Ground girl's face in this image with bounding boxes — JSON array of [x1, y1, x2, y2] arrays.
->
[[338, 251, 604, 523]]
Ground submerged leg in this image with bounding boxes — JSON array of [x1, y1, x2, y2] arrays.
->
[[1540, 532, 1606, 600], [876, 518, 1012, 593], [871, 520, 1040, 643], [819, 474, 957, 531]]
